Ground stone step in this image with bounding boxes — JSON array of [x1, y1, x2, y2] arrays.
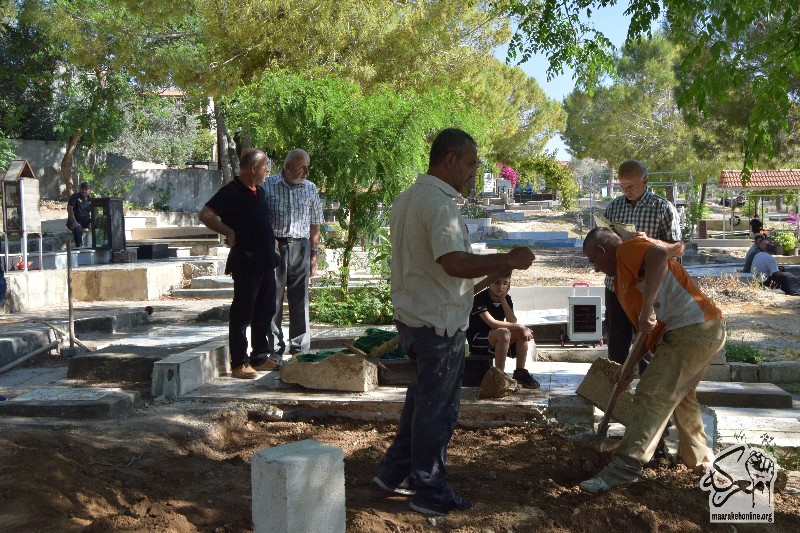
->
[[191, 276, 233, 289], [0, 324, 58, 369], [695, 381, 793, 409], [129, 226, 217, 240], [713, 406, 800, 451], [171, 287, 233, 299], [0, 387, 140, 419]]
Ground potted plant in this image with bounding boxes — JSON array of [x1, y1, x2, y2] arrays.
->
[[773, 231, 797, 255]]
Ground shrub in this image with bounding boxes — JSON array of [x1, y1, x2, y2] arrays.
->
[[461, 203, 490, 219], [773, 230, 797, 252], [725, 341, 764, 364], [310, 282, 393, 326]]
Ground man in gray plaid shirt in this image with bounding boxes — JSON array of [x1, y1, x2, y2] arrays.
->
[[603, 159, 682, 373], [262, 149, 324, 359]]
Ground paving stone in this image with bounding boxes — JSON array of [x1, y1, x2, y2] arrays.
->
[[575, 358, 636, 426], [73, 310, 147, 334], [546, 394, 594, 426], [702, 363, 731, 382], [758, 361, 800, 384], [729, 362, 759, 383], [695, 382, 792, 409], [112, 249, 137, 263], [280, 353, 378, 392], [0, 387, 139, 419]]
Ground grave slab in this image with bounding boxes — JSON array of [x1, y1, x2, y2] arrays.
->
[[0, 387, 139, 418], [695, 381, 793, 409], [280, 353, 378, 392], [575, 358, 636, 426]]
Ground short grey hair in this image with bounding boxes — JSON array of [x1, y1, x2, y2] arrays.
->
[[583, 227, 622, 254], [618, 159, 647, 180]]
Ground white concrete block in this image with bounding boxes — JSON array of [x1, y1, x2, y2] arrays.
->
[[252, 440, 345, 533], [151, 336, 229, 398]]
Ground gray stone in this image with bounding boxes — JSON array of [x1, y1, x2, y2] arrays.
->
[[575, 358, 636, 426], [695, 381, 792, 409], [197, 305, 230, 322], [758, 361, 800, 384], [546, 394, 594, 426], [0, 387, 139, 419], [151, 337, 230, 398], [711, 349, 727, 365], [478, 367, 517, 399], [252, 439, 345, 533], [112, 249, 137, 263], [280, 352, 378, 392], [73, 310, 147, 334], [702, 364, 731, 382], [729, 362, 759, 383]]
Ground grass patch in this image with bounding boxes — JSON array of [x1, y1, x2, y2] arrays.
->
[[779, 383, 800, 395], [725, 341, 765, 364]]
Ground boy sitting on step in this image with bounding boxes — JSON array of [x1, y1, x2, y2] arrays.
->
[[466, 273, 539, 388]]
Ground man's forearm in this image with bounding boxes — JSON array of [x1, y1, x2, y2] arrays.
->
[[439, 251, 519, 279]]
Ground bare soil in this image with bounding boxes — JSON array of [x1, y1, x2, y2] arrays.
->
[[3, 208, 800, 531]]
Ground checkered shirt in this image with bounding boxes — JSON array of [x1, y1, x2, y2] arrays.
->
[[603, 189, 682, 291], [261, 171, 324, 239]]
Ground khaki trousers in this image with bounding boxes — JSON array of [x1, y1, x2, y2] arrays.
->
[[615, 317, 726, 469]]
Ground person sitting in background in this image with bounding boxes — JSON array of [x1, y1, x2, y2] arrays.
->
[[466, 273, 540, 389], [752, 243, 794, 294], [749, 213, 763, 236], [742, 234, 770, 274]]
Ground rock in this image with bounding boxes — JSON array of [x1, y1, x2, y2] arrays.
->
[[575, 358, 636, 426], [280, 352, 378, 392], [478, 367, 518, 399]]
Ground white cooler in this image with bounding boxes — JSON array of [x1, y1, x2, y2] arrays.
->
[[567, 282, 604, 345]]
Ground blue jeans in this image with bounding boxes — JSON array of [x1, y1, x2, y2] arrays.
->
[[376, 322, 465, 505]]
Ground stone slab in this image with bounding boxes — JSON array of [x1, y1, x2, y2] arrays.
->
[[73, 310, 147, 334], [151, 336, 230, 398], [0, 387, 139, 419], [702, 363, 731, 382], [536, 345, 607, 363], [252, 440, 345, 533], [171, 288, 233, 299], [695, 381, 793, 409], [729, 362, 760, 383], [112, 249, 137, 263], [713, 407, 800, 451], [280, 353, 378, 392], [575, 358, 636, 426], [0, 325, 57, 368], [191, 276, 233, 289], [67, 343, 201, 382], [758, 361, 800, 384], [546, 394, 594, 426]]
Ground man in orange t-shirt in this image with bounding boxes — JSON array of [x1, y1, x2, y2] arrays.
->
[[580, 227, 726, 493]]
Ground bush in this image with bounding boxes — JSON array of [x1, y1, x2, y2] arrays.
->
[[725, 341, 764, 364], [773, 231, 797, 252], [461, 203, 490, 219], [310, 282, 393, 326]]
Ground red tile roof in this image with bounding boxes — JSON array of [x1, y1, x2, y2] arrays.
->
[[719, 169, 800, 189]]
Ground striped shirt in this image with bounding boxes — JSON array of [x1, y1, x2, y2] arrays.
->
[[603, 189, 682, 291], [261, 171, 324, 239]]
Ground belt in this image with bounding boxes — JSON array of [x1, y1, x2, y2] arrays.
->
[[276, 237, 307, 243]]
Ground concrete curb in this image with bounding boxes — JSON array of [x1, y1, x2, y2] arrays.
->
[[151, 335, 229, 398]]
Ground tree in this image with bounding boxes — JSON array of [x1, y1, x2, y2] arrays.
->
[[226, 72, 489, 288], [109, 96, 200, 167], [516, 152, 580, 209], [501, 0, 800, 176], [0, 133, 13, 173]]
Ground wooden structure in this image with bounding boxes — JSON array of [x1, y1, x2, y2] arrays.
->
[[1, 160, 42, 272], [717, 169, 800, 237]]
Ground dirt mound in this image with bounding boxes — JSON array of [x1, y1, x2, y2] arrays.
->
[[1, 414, 798, 532]]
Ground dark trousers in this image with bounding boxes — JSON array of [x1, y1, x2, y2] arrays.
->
[[229, 268, 276, 368], [605, 288, 650, 374], [376, 322, 465, 506], [71, 219, 90, 247], [764, 273, 792, 294], [270, 239, 311, 356]]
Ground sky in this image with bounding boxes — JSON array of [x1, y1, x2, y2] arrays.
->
[[493, 3, 635, 160]]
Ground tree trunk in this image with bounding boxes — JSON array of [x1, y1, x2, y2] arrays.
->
[[226, 130, 239, 177], [215, 104, 232, 185], [699, 182, 707, 204], [340, 196, 361, 291], [61, 129, 82, 197]]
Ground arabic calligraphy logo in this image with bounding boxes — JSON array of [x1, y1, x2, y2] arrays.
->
[[700, 444, 776, 523]]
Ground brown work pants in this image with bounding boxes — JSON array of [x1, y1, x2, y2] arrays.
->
[[616, 317, 726, 470]]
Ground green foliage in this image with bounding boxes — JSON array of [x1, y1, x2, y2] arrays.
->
[[76, 165, 136, 199], [310, 282, 393, 326], [725, 341, 764, 364], [686, 184, 711, 226], [190, 129, 215, 162], [773, 231, 797, 252], [0, 134, 12, 173], [501, 0, 800, 175], [461, 203, 491, 219], [226, 71, 489, 288], [110, 97, 200, 167], [147, 183, 173, 211], [520, 152, 580, 209]]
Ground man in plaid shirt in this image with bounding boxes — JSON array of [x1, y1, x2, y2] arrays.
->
[[261, 149, 324, 360], [603, 159, 682, 373]]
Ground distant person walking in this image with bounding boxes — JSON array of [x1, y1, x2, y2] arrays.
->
[[603, 160, 682, 373], [66, 182, 92, 247], [261, 149, 324, 360], [750, 213, 763, 236], [198, 149, 278, 379]]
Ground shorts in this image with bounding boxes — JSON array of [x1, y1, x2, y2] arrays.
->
[[468, 332, 517, 357]]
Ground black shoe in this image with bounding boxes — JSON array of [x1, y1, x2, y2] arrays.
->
[[513, 368, 540, 389], [373, 475, 416, 496], [409, 496, 472, 516]]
